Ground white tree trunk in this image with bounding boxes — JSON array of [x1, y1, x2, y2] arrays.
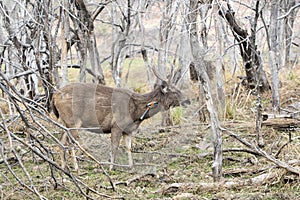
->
[[59, 0, 70, 87], [158, 0, 179, 126], [213, 3, 225, 118], [268, 1, 280, 113], [188, 0, 223, 182]]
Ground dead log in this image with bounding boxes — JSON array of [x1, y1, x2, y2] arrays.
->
[[156, 169, 295, 195], [262, 113, 299, 130]]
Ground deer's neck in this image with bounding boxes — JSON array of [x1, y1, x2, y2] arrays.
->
[[132, 88, 164, 121]]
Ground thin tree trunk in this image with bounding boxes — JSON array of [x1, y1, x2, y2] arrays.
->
[[251, 0, 265, 147], [196, 3, 211, 122], [87, 32, 105, 84], [158, 0, 179, 126], [178, 18, 191, 87], [282, 0, 296, 69], [75, 0, 106, 84], [218, 1, 270, 93], [138, 0, 153, 88], [110, 0, 132, 88], [188, 0, 223, 182], [213, 3, 225, 119], [268, 1, 280, 113]]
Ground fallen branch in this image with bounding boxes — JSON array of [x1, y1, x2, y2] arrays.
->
[[134, 150, 191, 158], [275, 131, 292, 158], [222, 148, 260, 156], [222, 128, 300, 175], [223, 166, 270, 176], [114, 173, 157, 186], [156, 169, 285, 194]]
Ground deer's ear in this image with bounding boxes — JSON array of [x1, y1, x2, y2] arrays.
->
[[161, 81, 168, 94]]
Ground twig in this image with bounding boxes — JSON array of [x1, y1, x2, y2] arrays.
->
[[278, 3, 300, 19], [0, 141, 46, 200], [0, 109, 13, 150], [275, 131, 292, 158], [10, 133, 118, 199], [12, 149, 45, 199]]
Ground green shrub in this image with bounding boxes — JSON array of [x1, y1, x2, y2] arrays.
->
[[172, 106, 183, 125]]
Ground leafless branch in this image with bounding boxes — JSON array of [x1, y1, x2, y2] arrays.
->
[[278, 3, 300, 19], [222, 127, 300, 175]]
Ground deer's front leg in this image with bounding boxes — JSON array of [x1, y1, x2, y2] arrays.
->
[[110, 127, 122, 170], [123, 133, 133, 168]]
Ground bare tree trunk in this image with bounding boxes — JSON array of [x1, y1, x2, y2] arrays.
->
[[188, 0, 222, 182], [138, 8, 152, 88], [59, 0, 70, 87], [158, 0, 179, 126], [281, 0, 296, 69], [75, 0, 106, 84], [110, 0, 132, 88], [213, 3, 225, 119], [87, 32, 105, 84], [177, 16, 191, 88], [268, 0, 280, 113], [218, 1, 270, 93], [197, 3, 212, 122], [78, 28, 88, 83], [252, 0, 264, 147]]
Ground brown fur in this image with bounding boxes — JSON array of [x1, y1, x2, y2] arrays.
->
[[52, 81, 184, 170]]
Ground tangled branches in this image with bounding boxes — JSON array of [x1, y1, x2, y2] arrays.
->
[[0, 73, 120, 199]]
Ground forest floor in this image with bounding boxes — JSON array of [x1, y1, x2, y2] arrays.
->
[[0, 67, 299, 199]]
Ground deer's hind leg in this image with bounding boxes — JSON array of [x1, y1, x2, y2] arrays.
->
[[69, 129, 79, 173], [60, 131, 68, 170]]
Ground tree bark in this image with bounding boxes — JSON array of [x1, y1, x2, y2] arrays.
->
[[157, 0, 179, 126], [59, 0, 70, 87], [213, 3, 225, 118], [188, 0, 223, 182], [281, 0, 297, 69], [217, 1, 270, 93], [268, 0, 280, 112], [75, 0, 106, 84], [110, 0, 132, 87]]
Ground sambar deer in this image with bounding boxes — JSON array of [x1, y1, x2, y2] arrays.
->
[[52, 79, 186, 171]]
